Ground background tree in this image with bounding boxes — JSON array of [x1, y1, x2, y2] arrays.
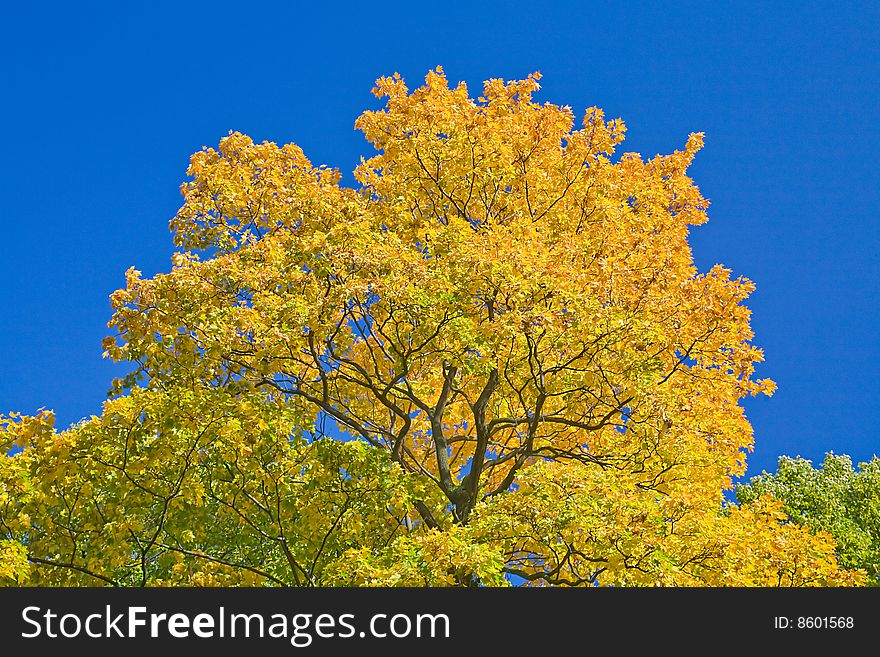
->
[[736, 452, 880, 584], [0, 69, 864, 586]]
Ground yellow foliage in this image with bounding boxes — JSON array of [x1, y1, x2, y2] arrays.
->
[[0, 69, 859, 586]]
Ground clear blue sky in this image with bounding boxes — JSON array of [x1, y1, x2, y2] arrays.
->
[[1, 1, 877, 479]]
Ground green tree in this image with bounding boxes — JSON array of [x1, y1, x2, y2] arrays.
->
[[736, 453, 880, 583]]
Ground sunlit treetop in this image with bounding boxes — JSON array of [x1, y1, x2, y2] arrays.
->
[[0, 68, 861, 587]]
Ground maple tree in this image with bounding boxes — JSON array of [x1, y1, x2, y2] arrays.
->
[[0, 69, 864, 586]]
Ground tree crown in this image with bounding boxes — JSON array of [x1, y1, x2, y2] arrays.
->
[[0, 69, 861, 587]]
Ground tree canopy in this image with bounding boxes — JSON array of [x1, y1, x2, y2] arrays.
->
[[0, 69, 864, 586], [737, 453, 880, 584]]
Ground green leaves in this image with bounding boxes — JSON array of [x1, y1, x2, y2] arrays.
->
[[737, 453, 880, 583]]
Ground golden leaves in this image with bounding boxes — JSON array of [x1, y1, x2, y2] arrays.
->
[[0, 69, 851, 587], [473, 461, 863, 586], [0, 540, 30, 585]]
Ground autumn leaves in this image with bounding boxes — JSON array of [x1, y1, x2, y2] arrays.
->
[[0, 69, 863, 586]]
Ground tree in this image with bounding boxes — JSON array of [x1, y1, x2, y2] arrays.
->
[[0, 68, 864, 586], [736, 452, 880, 583]]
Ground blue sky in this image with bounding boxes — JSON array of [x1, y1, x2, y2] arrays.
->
[[1, 1, 877, 479]]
